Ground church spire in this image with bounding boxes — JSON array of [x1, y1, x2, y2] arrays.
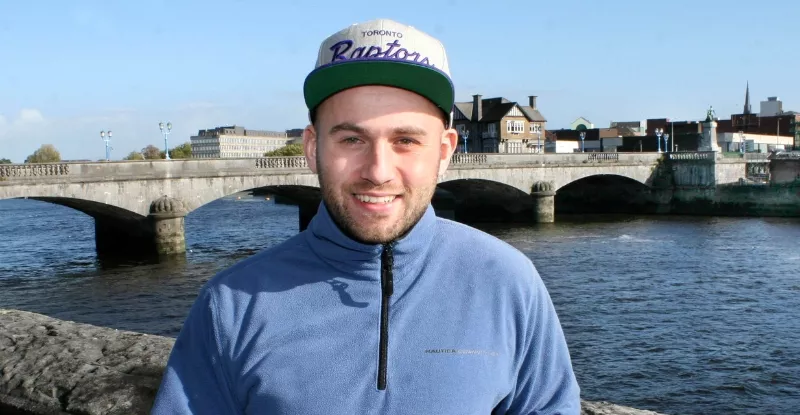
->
[[743, 81, 752, 115]]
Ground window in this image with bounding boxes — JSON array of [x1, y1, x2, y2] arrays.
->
[[506, 120, 524, 134]]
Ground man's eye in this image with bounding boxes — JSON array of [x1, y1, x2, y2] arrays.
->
[[342, 136, 361, 144], [396, 138, 416, 145]]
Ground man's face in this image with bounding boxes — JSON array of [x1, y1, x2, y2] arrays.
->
[[303, 85, 457, 244]]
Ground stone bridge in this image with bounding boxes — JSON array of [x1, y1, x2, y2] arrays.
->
[[0, 152, 750, 258]]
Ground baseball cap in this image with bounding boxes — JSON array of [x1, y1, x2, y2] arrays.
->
[[303, 18, 455, 126]]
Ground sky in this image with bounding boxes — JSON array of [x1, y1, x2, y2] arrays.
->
[[1, 0, 798, 162]]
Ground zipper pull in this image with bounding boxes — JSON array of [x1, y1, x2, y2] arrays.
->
[[381, 243, 394, 297]]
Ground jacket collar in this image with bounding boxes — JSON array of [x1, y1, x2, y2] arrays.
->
[[304, 201, 437, 282]]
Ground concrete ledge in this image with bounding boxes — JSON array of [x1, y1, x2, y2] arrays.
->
[[0, 309, 670, 415]]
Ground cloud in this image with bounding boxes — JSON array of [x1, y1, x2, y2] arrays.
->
[[16, 108, 45, 124]]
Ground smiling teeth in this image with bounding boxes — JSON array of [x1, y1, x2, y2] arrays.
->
[[355, 195, 396, 204]]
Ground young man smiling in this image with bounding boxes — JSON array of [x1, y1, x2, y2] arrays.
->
[[152, 18, 580, 414]]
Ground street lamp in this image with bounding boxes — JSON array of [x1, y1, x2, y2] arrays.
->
[[663, 133, 670, 153], [579, 131, 586, 152], [740, 131, 746, 154], [536, 131, 541, 154], [159, 121, 172, 160], [100, 130, 113, 161], [655, 128, 663, 153], [463, 129, 470, 154]]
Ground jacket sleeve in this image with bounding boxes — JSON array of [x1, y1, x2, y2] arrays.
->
[[502, 263, 582, 415], [151, 287, 242, 414]]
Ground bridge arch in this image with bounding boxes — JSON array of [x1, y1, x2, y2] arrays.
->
[[436, 178, 537, 223], [555, 174, 657, 215]]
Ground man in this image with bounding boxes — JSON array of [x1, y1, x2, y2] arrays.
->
[[152, 18, 580, 414]]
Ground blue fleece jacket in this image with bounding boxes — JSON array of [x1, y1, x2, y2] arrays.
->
[[152, 203, 580, 414]]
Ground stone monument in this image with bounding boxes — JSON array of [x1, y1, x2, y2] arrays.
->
[[699, 106, 721, 152]]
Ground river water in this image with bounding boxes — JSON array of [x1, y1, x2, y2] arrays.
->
[[1, 196, 799, 415]]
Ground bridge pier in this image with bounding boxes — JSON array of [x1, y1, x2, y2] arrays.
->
[[95, 217, 157, 259], [531, 181, 556, 223], [148, 196, 188, 256]]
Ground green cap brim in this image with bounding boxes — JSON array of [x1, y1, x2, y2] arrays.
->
[[304, 60, 454, 120]]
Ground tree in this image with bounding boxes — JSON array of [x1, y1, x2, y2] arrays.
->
[[25, 144, 61, 163], [0, 158, 11, 164], [169, 142, 192, 159], [142, 145, 164, 160], [124, 151, 145, 160], [265, 143, 304, 157]]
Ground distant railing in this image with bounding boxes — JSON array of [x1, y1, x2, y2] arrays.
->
[[451, 153, 488, 164], [667, 151, 716, 160], [0, 163, 70, 178], [587, 152, 620, 162], [255, 157, 308, 169], [770, 151, 800, 160], [744, 153, 770, 162]]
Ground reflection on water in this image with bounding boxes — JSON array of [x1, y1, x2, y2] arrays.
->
[[1, 197, 799, 415]]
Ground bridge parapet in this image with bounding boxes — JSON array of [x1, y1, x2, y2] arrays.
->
[[255, 156, 308, 169], [0, 163, 70, 178], [667, 151, 716, 161]]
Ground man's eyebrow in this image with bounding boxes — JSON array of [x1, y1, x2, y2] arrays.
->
[[327, 123, 428, 138], [391, 126, 427, 136], [328, 122, 368, 136]]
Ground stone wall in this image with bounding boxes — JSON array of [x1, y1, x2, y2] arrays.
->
[[669, 184, 800, 217], [0, 309, 669, 415]]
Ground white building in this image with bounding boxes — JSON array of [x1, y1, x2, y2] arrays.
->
[[190, 126, 300, 159], [760, 97, 783, 117]]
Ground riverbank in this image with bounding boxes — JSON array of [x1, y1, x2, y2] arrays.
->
[[0, 309, 669, 415]]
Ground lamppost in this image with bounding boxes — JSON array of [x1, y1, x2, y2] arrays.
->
[[536, 131, 541, 153], [663, 133, 670, 153], [579, 131, 586, 152], [100, 130, 113, 161], [463, 129, 469, 154], [655, 128, 663, 153], [740, 131, 746, 154], [159, 122, 172, 160]]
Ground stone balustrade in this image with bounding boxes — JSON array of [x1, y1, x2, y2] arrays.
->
[[666, 151, 716, 161], [255, 156, 308, 169], [0, 164, 70, 178], [587, 152, 620, 162]]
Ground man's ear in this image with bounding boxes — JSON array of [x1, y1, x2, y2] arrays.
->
[[438, 127, 458, 176], [303, 124, 318, 174]]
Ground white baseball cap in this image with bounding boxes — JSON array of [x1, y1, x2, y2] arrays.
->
[[303, 18, 455, 125]]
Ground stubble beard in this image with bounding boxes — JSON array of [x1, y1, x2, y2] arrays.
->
[[317, 162, 437, 245]]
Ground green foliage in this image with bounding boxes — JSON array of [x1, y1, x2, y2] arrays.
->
[[25, 144, 61, 163], [124, 151, 145, 160], [264, 143, 304, 157], [169, 142, 192, 159], [141, 145, 164, 159], [0, 158, 11, 164]]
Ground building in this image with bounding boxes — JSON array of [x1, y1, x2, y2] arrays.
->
[[609, 120, 647, 136], [453, 95, 547, 153], [190, 126, 302, 159], [570, 117, 594, 131], [760, 97, 783, 117]]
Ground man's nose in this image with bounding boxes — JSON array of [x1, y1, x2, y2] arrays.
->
[[361, 142, 395, 186]]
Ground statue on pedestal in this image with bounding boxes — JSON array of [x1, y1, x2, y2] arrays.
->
[[704, 106, 716, 122]]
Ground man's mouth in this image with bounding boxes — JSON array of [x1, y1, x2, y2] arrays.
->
[[354, 194, 397, 204]]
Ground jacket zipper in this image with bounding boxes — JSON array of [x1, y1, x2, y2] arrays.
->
[[378, 242, 394, 390]]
